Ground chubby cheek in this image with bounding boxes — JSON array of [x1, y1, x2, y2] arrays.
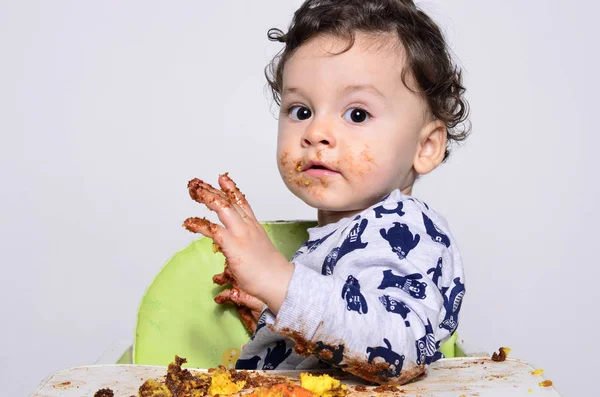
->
[[341, 146, 378, 181], [340, 145, 404, 197]]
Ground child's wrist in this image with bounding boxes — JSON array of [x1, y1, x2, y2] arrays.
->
[[256, 256, 294, 315]]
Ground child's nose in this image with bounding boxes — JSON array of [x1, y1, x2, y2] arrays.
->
[[301, 118, 337, 148]]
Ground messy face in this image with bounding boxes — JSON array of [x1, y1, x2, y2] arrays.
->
[[277, 32, 430, 217]]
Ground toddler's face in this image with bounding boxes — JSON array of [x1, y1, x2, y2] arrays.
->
[[277, 32, 431, 214]]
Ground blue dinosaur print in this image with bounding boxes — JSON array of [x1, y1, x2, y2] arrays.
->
[[427, 257, 443, 287], [408, 197, 430, 210], [302, 230, 336, 254], [262, 340, 292, 370], [341, 275, 368, 314], [315, 341, 348, 368], [251, 310, 269, 340], [374, 202, 405, 218], [422, 212, 450, 247], [379, 222, 420, 260], [380, 193, 391, 201], [366, 338, 405, 378], [415, 319, 440, 365], [322, 219, 369, 275], [378, 270, 427, 300], [378, 295, 411, 326], [440, 277, 465, 332], [431, 350, 444, 363], [235, 355, 261, 370], [290, 249, 304, 262]]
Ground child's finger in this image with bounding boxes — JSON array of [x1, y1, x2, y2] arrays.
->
[[236, 306, 257, 334], [188, 183, 246, 230], [230, 288, 265, 314], [214, 288, 235, 304], [213, 288, 264, 314], [189, 178, 248, 220], [213, 268, 236, 286], [189, 178, 228, 201], [214, 288, 262, 333], [183, 217, 224, 243], [218, 173, 257, 220]]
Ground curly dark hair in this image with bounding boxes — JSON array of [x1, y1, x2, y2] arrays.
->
[[266, 0, 470, 161]]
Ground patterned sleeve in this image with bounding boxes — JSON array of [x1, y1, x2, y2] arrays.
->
[[272, 198, 465, 385]]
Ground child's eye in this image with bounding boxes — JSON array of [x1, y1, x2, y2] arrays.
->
[[343, 108, 371, 123], [289, 106, 312, 121]]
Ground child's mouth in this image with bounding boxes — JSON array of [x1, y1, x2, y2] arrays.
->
[[302, 162, 340, 177]]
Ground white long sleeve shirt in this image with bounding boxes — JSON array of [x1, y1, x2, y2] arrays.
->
[[235, 189, 465, 385]]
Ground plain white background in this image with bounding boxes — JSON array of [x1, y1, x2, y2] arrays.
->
[[1, 0, 598, 395]]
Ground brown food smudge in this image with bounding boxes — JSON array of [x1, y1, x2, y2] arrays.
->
[[277, 328, 425, 385], [373, 385, 400, 392], [93, 388, 114, 397], [491, 347, 509, 362]]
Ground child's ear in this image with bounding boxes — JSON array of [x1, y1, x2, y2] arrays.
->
[[413, 119, 447, 175]]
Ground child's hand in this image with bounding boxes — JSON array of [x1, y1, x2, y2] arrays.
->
[[213, 268, 265, 333], [183, 174, 294, 314], [216, 291, 264, 333]]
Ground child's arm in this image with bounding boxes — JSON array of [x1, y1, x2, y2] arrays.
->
[[270, 200, 464, 385]]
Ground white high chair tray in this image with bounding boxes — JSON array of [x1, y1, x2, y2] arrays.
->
[[31, 357, 560, 396]]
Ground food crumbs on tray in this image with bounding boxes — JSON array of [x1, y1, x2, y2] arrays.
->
[[373, 384, 400, 393], [93, 388, 114, 397], [135, 356, 334, 397], [531, 368, 544, 375], [300, 372, 349, 397], [248, 383, 316, 397], [491, 346, 510, 362], [208, 368, 246, 396], [539, 380, 553, 387], [138, 378, 170, 396]]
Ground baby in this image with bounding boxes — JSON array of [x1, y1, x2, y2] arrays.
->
[[184, 0, 469, 385]]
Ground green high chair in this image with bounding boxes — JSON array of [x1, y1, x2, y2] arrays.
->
[[132, 221, 460, 368]]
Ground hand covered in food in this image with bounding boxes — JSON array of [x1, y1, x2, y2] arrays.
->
[[213, 267, 265, 333], [183, 174, 294, 314]]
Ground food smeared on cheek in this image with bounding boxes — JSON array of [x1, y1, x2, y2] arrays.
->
[[343, 147, 377, 180], [360, 150, 376, 166], [280, 151, 290, 167], [278, 155, 328, 191]]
